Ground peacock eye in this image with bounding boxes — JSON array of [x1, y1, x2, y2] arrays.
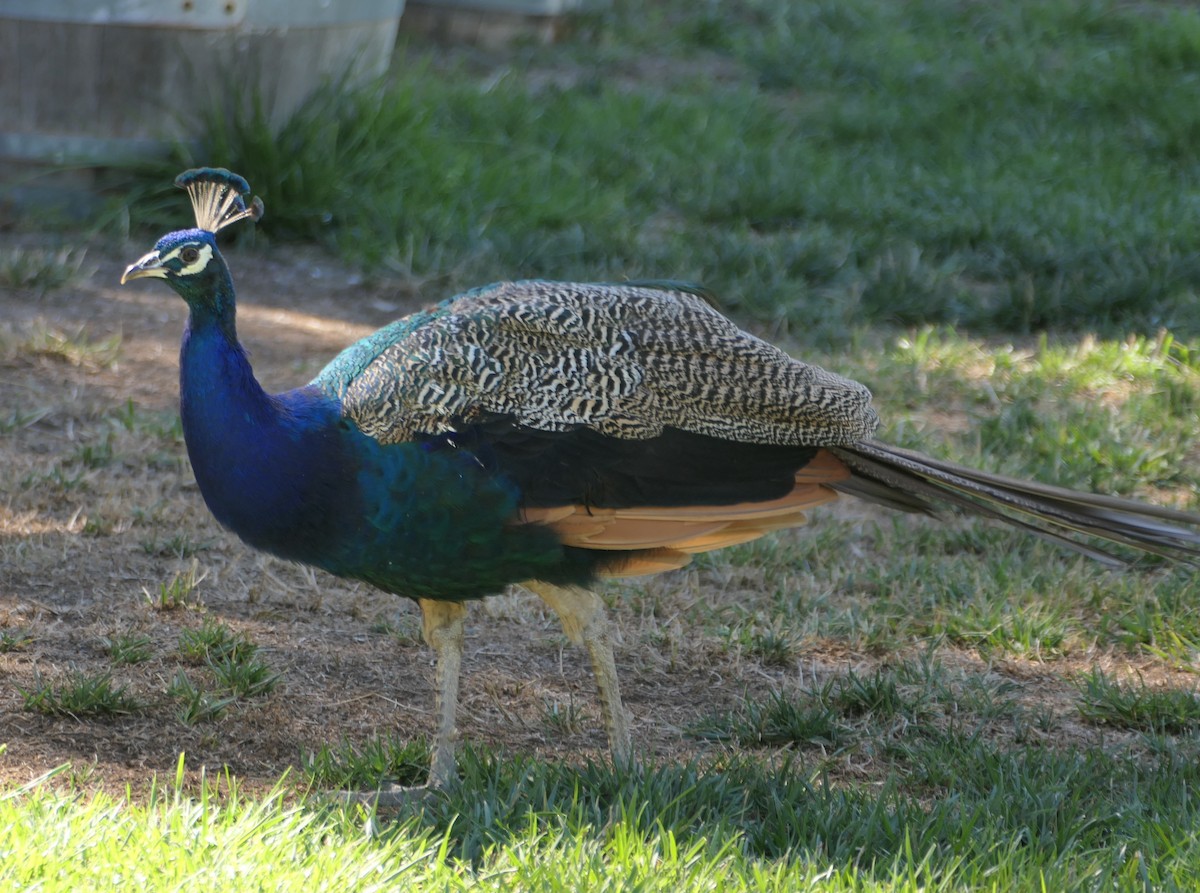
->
[[180, 246, 201, 264]]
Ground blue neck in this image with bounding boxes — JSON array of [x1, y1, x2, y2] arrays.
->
[[179, 306, 350, 560]]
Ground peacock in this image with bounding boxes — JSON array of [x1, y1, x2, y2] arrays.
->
[[122, 168, 1200, 801]]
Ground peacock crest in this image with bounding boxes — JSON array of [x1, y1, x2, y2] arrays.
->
[[175, 168, 264, 234]]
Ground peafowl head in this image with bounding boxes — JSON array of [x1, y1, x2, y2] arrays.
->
[[121, 168, 263, 314]]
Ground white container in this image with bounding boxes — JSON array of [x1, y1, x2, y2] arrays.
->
[[0, 0, 406, 165]]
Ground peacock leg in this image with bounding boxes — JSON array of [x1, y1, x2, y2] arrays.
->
[[522, 582, 632, 761], [419, 598, 469, 790], [343, 598, 467, 807]]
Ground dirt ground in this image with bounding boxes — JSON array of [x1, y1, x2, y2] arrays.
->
[[0, 233, 1182, 799]]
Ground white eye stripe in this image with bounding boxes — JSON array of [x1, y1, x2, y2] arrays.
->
[[163, 243, 213, 276]]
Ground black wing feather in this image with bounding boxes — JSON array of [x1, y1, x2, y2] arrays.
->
[[423, 417, 820, 509]]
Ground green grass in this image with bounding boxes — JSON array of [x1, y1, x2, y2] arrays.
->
[[17, 322, 121, 369], [166, 671, 238, 726], [206, 651, 279, 699], [0, 246, 87, 293], [865, 328, 1200, 491], [0, 628, 33, 653], [8, 745, 1200, 890], [302, 735, 433, 790], [19, 670, 143, 718], [144, 561, 207, 611], [1077, 669, 1200, 733], [692, 658, 1004, 752], [692, 689, 848, 748], [171, 619, 279, 720], [102, 632, 155, 666], [177, 617, 257, 665], [139, 532, 211, 559]]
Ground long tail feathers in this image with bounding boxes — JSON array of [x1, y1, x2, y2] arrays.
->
[[829, 441, 1200, 568]]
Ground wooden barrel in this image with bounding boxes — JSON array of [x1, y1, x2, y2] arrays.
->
[[0, 0, 406, 167]]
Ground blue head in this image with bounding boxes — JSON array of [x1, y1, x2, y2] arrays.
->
[[121, 168, 262, 319], [122, 228, 232, 313]]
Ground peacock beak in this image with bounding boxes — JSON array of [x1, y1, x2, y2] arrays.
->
[[120, 250, 168, 284]]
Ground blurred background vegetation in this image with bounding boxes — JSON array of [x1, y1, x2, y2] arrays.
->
[[44, 0, 1200, 345]]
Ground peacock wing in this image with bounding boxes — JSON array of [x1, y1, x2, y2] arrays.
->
[[316, 280, 879, 448]]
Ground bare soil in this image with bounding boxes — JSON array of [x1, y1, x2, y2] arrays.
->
[[0, 236, 1186, 799]]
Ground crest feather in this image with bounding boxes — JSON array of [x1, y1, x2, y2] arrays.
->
[[174, 168, 264, 234]]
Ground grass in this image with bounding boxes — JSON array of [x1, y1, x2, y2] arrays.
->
[[0, 246, 87, 293], [541, 695, 586, 737], [692, 658, 966, 750], [692, 689, 848, 748], [302, 735, 433, 790], [103, 633, 155, 666], [177, 617, 257, 665], [9, 744, 1200, 890], [144, 560, 207, 611], [170, 619, 279, 721], [206, 651, 279, 699], [0, 629, 33, 653], [166, 672, 238, 726], [872, 328, 1200, 492], [5, 0, 1200, 889], [19, 670, 143, 718], [107, 0, 1200, 341], [17, 322, 121, 370], [1077, 669, 1200, 733]]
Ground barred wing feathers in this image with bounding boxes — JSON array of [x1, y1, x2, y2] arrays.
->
[[336, 280, 879, 446]]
